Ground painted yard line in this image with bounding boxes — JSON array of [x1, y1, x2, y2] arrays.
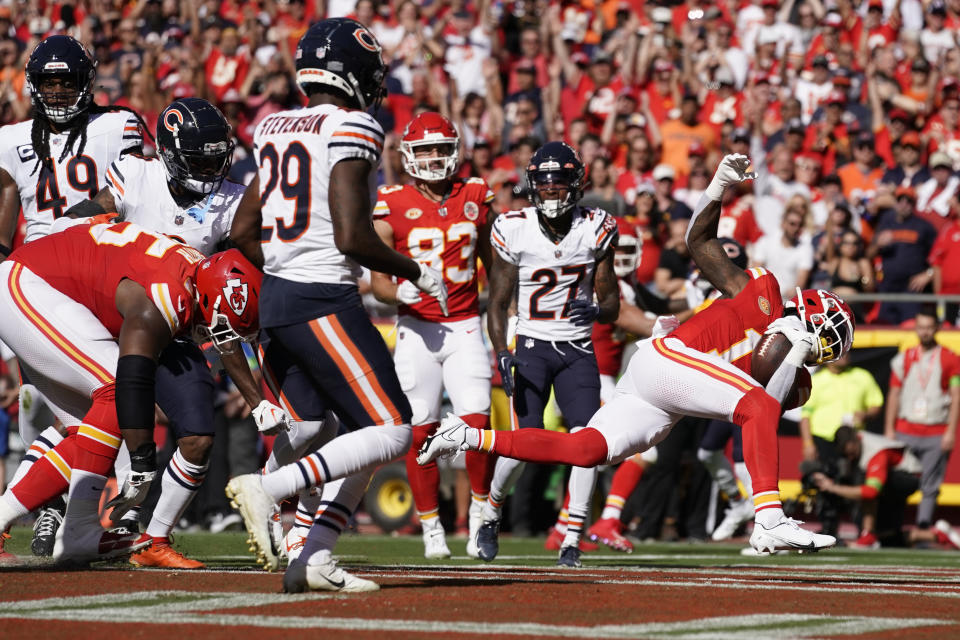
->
[[4, 591, 333, 611], [0, 594, 949, 639], [348, 570, 960, 599]]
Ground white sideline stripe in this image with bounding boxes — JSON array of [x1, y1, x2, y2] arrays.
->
[[0, 593, 948, 638]]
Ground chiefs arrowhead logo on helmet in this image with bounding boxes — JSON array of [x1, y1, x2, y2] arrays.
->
[[222, 277, 249, 315]]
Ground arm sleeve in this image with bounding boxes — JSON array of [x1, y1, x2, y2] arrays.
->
[[328, 111, 385, 168], [861, 449, 901, 499], [594, 210, 619, 256], [490, 215, 520, 265]]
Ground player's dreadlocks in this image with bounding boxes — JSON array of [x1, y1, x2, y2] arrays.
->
[[29, 104, 155, 176]]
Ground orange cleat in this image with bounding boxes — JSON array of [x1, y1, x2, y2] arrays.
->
[[544, 527, 598, 552], [129, 535, 205, 569], [0, 532, 14, 562]]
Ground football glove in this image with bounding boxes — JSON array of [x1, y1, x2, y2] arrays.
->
[[252, 399, 289, 435], [705, 154, 757, 201], [105, 442, 157, 523], [396, 279, 423, 305], [567, 299, 600, 326], [765, 316, 817, 366], [413, 263, 449, 316], [497, 349, 527, 397]]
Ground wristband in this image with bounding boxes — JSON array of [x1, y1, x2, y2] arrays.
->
[[129, 442, 157, 473]]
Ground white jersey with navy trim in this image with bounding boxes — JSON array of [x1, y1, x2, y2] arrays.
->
[[0, 111, 143, 243], [105, 154, 244, 256], [254, 105, 384, 285], [491, 205, 617, 341]]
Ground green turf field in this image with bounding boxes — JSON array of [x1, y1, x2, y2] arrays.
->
[[8, 525, 959, 569]]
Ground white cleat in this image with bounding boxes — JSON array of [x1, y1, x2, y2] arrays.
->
[[269, 503, 285, 560], [53, 518, 150, 564], [417, 413, 470, 465], [711, 499, 755, 541], [225, 474, 280, 571], [423, 526, 452, 559], [283, 554, 380, 593], [466, 499, 483, 559], [749, 516, 836, 553], [283, 528, 307, 563]]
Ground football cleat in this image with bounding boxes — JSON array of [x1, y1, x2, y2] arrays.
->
[[749, 516, 836, 553], [934, 520, 960, 550], [269, 503, 285, 560], [544, 527, 598, 552], [417, 413, 470, 465], [423, 526, 452, 560], [129, 535, 205, 569], [466, 500, 484, 559], [557, 545, 582, 568], [283, 528, 307, 563], [711, 499, 754, 541], [283, 555, 380, 593], [225, 474, 280, 571], [0, 532, 14, 562], [586, 517, 634, 553], [476, 519, 501, 562], [53, 521, 151, 563], [31, 502, 65, 557], [851, 532, 880, 550]]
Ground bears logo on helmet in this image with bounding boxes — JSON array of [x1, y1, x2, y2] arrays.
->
[[295, 18, 386, 112], [157, 98, 235, 196]]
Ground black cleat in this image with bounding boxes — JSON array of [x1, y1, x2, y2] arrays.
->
[[476, 519, 500, 562], [31, 499, 65, 557], [557, 545, 582, 568]]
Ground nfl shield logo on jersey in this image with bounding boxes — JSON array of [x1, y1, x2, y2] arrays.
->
[[223, 278, 249, 315]]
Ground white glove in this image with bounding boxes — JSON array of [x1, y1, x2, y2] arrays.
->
[[395, 279, 423, 305], [105, 470, 157, 523], [765, 316, 817, 366], [413, 263, 449, 316], [252, 399, 289, 435], [651, 315, 680, 338], [705, 153, 757, 201]]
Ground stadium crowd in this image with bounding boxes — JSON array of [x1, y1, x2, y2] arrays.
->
[[0, 0, 959, 556]]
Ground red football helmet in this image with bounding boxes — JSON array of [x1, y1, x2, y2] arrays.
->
[[193, 249, 263, 352], [400, 112, 460, 181], [614, 218, 641, 278], [789, 288, 855, 364]]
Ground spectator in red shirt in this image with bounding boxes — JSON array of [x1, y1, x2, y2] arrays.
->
[[507, 26, 549, 93], [205, 27, 250, 103], [929, 201, 960, 317]]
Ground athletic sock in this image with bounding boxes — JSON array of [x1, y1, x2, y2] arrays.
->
[[553, 491, 570, 535], [9, 426, 63, 487], [300, 471, 370, 565], [145, 449, 208, 539], [484, 456, 525, 521], [406, 423, 440, 521], [563, 461, 598, 547], [476, 428, 607, 467], [733, 388, 781, 521], [260, 425, 411, 503], [600, 458, 644, 521], [734, 461, 754, 497], [9, 433, 76, 513], [697, 448, 741, 500]]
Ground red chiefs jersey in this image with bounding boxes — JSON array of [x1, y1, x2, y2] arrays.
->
[[593, 279, 638, 376], [9, 222, 201, 337], [374, 178, 493, 322], [669, 267, 783, 376]]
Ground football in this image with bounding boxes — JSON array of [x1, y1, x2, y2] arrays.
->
[[751, 333, 812, 410]]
